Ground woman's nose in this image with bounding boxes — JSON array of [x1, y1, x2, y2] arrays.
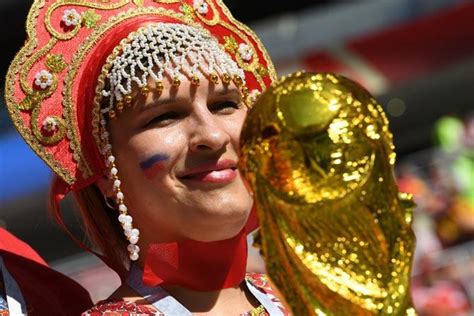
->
[[188, 111, 230, 153]]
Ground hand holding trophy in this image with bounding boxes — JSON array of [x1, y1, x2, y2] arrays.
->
[[239, 72, 417, 315]]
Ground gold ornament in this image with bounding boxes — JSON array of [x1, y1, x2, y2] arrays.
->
[[172, 77, 181, 87], [116, 101, 124, 112], [256, 64, 269, 77], [45, 54, 67, 73], [239, 72, 416, 316], [82, 9, 101, 29], [210, 73, 219, 85], [140, 86, 150, 95], [180, 3, 196, 21], [191, 75, 200, 85], [223, 35, 239, 53], [133, 0, 144, 7], [108, 110, 116, 119], [233, 75, 243, 87], [222, 73, 231, 84], [155, 81, 164, 92]]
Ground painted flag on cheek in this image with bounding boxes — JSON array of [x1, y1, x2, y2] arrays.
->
[[140, 154, 169, 180]]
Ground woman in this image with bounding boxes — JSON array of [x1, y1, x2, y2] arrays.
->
[[5, 0, 287, 314]]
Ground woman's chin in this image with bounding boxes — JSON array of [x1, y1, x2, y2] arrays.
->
[[183, 211, 249, 242]]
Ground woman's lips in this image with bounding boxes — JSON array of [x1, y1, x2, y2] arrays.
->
[[182, 168, 237, 183], [178, 159, 238, 184]]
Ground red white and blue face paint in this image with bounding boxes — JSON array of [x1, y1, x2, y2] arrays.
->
[[140, 154, 169, 180]]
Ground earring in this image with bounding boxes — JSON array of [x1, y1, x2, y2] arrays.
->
[[103, 196, 116, 209]]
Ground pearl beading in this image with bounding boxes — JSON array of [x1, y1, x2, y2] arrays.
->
[[62, 9, 82, 27], [34, 70, 53, 90], [99, 118, 141, 261], [100, 23, 245, 117]]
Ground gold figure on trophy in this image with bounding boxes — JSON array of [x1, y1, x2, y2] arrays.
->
[[240, 72, 417, 315]]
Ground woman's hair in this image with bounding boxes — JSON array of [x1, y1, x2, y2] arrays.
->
[[73, 184, 129, 273]]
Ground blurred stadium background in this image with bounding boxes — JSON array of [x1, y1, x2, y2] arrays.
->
[[1, 0, 473, 314]]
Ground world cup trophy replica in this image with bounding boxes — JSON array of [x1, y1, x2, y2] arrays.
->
[[239, 72, 417, 315]]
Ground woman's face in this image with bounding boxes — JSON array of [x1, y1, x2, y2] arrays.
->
[[105, 75, 253, 246]]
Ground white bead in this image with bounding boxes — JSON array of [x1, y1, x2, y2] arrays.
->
[[110, 167, 118, 175], [131, 228, 140, 237], [122, 222, 132, 230], [127, 244, 139, 253], [114, 179, 121, 188], [42, 117, 58, 132], [129, 235, 139, 244], [62, 9, 81, 27], [118, 214, 127, 223], [124, 228, 132, 237], [108, 155, 115, 163], [118, 204, 127, 212], [123, 215, 133, 223], [129, 252, 139, 261], [116, 192, 124, 200], [34, 70, 53, 90]]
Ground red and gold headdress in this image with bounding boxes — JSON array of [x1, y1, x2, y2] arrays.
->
[[5, 0, 276, 191]]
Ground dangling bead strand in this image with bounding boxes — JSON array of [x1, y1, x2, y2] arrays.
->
[[100, 115, 141, 261]]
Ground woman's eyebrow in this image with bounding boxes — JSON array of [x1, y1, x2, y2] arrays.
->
[[138, 97, 180, 113], [136, 87, 240, 113], [214, 87, 241, 97]]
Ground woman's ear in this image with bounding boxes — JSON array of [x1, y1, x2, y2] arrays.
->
[[96, 176, 115, 198]]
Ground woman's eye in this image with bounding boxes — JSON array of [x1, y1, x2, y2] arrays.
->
[[209, 101, 240, 114], [144, 112, 181, 127]]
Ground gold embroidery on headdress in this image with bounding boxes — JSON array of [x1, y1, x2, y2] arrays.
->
[[5, 0, 73, 183], [82, 9, 102, 28]]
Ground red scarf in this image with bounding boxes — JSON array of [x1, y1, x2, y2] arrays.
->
[[143, 208, 259, 291]]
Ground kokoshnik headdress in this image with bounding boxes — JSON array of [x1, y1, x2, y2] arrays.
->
[[5, 0, 276, 264], [6, 0, 275, 190]]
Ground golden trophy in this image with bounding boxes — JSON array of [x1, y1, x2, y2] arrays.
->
[[240, 72, 417, 315]]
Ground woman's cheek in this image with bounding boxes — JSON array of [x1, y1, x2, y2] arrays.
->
[[134, 128, 185, 180]]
